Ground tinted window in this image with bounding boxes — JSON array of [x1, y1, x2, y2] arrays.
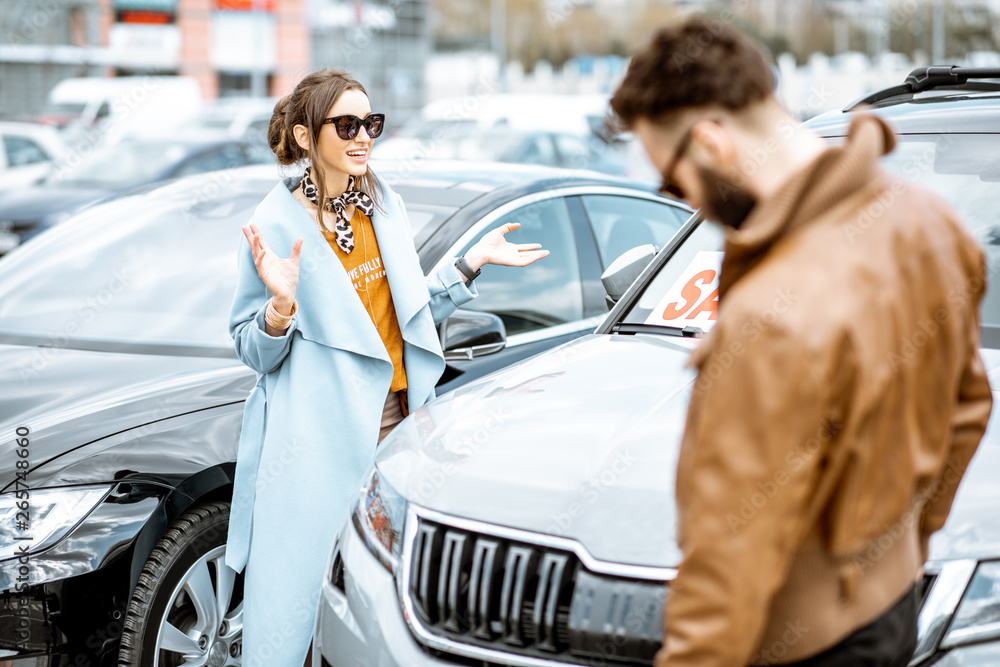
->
[[176, 145, 246, 176], [515, 135, 558, 166], [243, 142, 274, 165], [876, 134, 1000, 329], [4, 136, 49, 167], [553, 134, 592, 168], [456, 196, 584, 335], [581, 194, 689, 268], [48, 141, 192, 188]]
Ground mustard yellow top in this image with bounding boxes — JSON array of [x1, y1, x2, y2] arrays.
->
[[321, 207, 407, 393]]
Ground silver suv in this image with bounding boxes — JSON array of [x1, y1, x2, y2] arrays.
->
[[313, 69, 1000, 667]]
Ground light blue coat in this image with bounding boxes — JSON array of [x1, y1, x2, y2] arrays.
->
[[224, 176, 477, 667]]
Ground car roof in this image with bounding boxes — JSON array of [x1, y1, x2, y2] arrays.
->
[[805, 66, 1000, 135]]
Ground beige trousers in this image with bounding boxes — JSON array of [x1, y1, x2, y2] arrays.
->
[[378, 390, 405, 444]]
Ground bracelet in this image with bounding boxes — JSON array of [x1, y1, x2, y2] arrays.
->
[[265, 298, 298, 330], [455, 255, 481, 283]]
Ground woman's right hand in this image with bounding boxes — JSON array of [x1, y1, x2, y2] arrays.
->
[[242, 223, 303, 312]]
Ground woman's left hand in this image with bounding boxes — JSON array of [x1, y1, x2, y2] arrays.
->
[[464, 222, 549, 272]]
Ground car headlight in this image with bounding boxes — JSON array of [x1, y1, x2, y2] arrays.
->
[[353, 467, 406, 573], [0, 485, 113, 561], [941, 560, 1000, 648]]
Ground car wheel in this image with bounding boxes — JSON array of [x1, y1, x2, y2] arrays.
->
[[118, 501, 244, 667]]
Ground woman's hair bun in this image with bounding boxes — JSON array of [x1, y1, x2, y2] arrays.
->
[[268, 94, 299, 165]]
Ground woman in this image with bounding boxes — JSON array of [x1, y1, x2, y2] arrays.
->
[[224, 68, 547, 667]]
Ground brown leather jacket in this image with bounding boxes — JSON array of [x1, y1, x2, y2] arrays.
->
[[655, 113, 993, 666]]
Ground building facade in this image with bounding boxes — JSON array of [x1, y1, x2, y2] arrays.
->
[[0, 0, 310, 118]]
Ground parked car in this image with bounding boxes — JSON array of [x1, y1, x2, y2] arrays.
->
[[0, 160, 691, 667], [0, 122, 69, 201], [373, 128, 631, 178], [0, 135, 276, 256], [176, 95, 279, 144], [313, 67, 1000, 667]]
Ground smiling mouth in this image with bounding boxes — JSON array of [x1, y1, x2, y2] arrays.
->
[[347, 149, 367, 158]]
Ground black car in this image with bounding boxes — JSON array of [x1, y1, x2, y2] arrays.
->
[[0, 134, 276, 255], [0, 159, 691, 667]]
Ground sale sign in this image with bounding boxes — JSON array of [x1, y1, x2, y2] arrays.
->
[[644, 251, 725, 330]]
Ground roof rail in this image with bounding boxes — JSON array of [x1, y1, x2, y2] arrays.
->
[[843, 66, 1000, 111]]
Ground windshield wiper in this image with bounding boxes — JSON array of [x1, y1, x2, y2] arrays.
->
[[611, 323, 706, 338]]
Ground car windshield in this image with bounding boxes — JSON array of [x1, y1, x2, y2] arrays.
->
[[621, 132, 1000, 336], [43, 102, 86, 115], [46, 141, 193, 189], [0, 181, 448, 349]]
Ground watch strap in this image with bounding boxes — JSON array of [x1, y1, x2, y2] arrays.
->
[[455, 255, 481, 282]]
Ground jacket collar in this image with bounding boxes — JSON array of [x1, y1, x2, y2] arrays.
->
[[716, 112, 897, 300], [261, 175, 430, 362]]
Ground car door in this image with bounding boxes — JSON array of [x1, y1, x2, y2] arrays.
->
[[430, 190, 594, 392], [431, 187, 691, 393]]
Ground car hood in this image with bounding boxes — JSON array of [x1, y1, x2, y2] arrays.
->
[[0, 340, 251, 489], [377, 336, 1000, 569], [376, 333, 697, 569], [0, 186, 111, 223]]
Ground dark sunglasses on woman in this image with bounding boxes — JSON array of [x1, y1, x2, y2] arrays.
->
[[322, 113, 386, 140]]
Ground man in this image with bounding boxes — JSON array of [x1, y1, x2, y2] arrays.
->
[[610, 16, 993, 667]]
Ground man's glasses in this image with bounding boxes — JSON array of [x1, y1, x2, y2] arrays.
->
[[657, 118, 723, 200], [321, 113, 385, 140], [658, 126, 694, 200]]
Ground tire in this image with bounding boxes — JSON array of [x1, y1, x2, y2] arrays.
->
[[118, 501, 244, 667]]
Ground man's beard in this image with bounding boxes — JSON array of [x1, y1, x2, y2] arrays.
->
[[696, 165, 757, 230]]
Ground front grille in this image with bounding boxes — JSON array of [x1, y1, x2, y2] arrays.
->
[[406, 516, 667, 666]]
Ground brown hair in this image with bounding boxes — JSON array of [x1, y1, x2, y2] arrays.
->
[[268, 68, 384, 220], [610, 15, 775, 129]]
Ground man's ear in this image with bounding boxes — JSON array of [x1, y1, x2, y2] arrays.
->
[[690, 119, 737, 169], [292, 124, 310, 152]]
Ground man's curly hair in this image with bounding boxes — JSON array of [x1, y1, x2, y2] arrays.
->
[[610, 15, 775, 129]]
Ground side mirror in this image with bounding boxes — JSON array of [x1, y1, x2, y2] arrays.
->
[[440, 309, 507, 361], [601, 243, 658, 309]]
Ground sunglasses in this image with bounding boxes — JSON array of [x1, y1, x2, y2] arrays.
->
[[321, 113, 385, 140], [657, 118, 724, 200], [658, 126, 694, 200]]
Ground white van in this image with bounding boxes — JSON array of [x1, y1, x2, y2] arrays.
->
[[46, 75, 203, 147]]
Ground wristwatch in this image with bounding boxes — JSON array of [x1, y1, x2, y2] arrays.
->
[[455, 255, 481, 283]]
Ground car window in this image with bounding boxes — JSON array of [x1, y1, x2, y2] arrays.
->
[[581, 194, 690, 268], [553, 134, 592, 167], [621, 219, 726, 328], [48, 141, 191, 189], [455, 196, 584, 336], [873, 134, 1000, 330], [243, 142, 275, 165], [176, 145, 246, 176], [518, 135, 558, 166], [3, 135, 50, 167]]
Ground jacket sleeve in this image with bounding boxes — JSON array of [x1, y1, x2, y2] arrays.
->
[[918, 243, 993, 563], [655, 316, 835, 667], [426, 260, 479, 325], [389, 189, 479, 324], [229, 229, 300, 375]]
